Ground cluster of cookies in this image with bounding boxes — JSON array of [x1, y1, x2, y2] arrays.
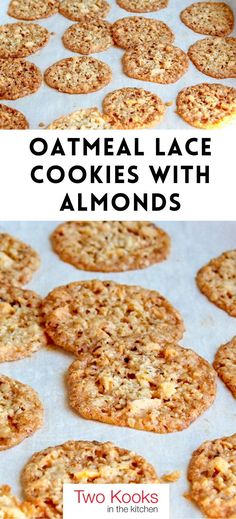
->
[[0, 0, 235, 129], [0, 222, 236, 518]]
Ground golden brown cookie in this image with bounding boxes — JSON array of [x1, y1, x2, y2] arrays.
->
[[42, 279, 184, 355], [59, 0, 110, 21], [0, 284, 46, 363], [0, 104, 29, 129], [102, 87, 165, 128], [176, 83, 236, 129], [0, 375, 43, 450], [116, 0, 168, 13], [0, 233, 40, 285], [188, 433, 236, 518], [0, 486, 50, 519], [180, 2, 234, 37], [47, 107, 112, 129], [196, 250, 236, 316], [213, 336, 236, 398], [0, 59, 42, 100], [22, 440, 159, 517], [188, 37, 236, 78], [112, 16, 174, 49], [8, 0, 59, 20], [123, 43, 189, 84], [0, 23, 49, 59], [67, 337, 216, 433], [44, 56, 112, 94], [51, 221, 170, 271], [62, 19, 113, 54]]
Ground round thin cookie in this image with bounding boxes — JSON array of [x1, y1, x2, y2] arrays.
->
[[0, 59, 42, 100], [0, 374, 43, 450], [0, 23, 49, 59], [59, 0, 110, 21], [0, 104, 29, 129], [112, 16, 174, 49], [44, 57, 112, 94], [176, 83, 236, 129], [22, 440, 158, 516], [123, 43, 189, 84], [196, 249, 236, 316], [68, 337, 216, 433], [51, 221, 170, 271], [188, 37, 236, 78], [188, 433, 236, 518], [103, 87, 165, 128], [180, 2, 234, 37], [0, 486, 51, 519], [0, 284, 46, 362], [8, 0, 59, 20], [62, 19, 113, 55], [48, 107, 112, 129], [0, 233, 40, 285], [116, 0, 168, 13], [213, 336, 236, 398], [42, 280, 184, 355]]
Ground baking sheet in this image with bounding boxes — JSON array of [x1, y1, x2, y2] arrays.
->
[[0, 221, 236, 518], [0, 0, 236, 130]]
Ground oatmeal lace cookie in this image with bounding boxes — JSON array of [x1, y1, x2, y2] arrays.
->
[[8, 0, 59, 20], [180, 2, 234, 37], [0, 104, 29, 129], [112, 16, 174, 49], [0, 59, 42, 100], [47, 107, 112, 129], [213, 336, 236, 398], [188, 37, 236, 78], [0, 485, 51, 519], [0, 233, 40, 285], [62, 19, 113, 54], [59, 0, 110, 21], [116, 0, 168, 13], [0, 23, 49, 59]]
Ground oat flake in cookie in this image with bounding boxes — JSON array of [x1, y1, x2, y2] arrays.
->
[[8, 0, 59, 21], [188, 37, 236, 79], [0, 486, 50, 519], [51, 221, 170, 271], [22, 440, 159, 517], [176, 83, 236, 129], [116, 0, 168, 13], [44, 57, 112, 94], [0, 104, 29, 129], [112, 16, 174, 50], [188, 433, 236, 518], [47, 107, 113, 129], [213, 336, 236, 398], [0, 284, 46, 362], [0, 59, 42, 100], [196, 249, 236, 316], [67, 338, 216, 433], [0, 233, 40, 285], [0, 375, 43, 450], [0, 23, 49, 59], [59, 0, 110, 21], [62, 19, 113, 55], [42, 280, 184, 355], [180, 2, 234, 37]]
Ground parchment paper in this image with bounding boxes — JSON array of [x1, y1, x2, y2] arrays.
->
[[0, 0, 236, 130], [0, 221, 235, 518]]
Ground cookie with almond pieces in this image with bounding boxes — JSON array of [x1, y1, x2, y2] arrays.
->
[[59, 0, 110, 21], [62, 19, 113, 55], [48, 107, 113, 129], [0, 104, 29, 129], [0, 233, 40, 285], [8, 0, 59, 20], [0, 59, 42, 100], [213, 336, 236, 398], [116, 0, 168, 13], [180, 2, 234, 37], [188, 37, 236, 78], [112, 16, 174, 49], [0, 23, 49, 59]]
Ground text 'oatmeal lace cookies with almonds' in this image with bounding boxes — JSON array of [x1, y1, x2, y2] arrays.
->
[[0, 59, 42, 100], [8, 0, 59, 20], [0, 104, 29, 129], [0, 23, 49, 59], [67, 338, 216, 433], [188, 37, 236, 78], [213, 336, 236, 398], [188, 433, 236, 518], [176, 83, 236, 129], [47, 107, 113, 129], [123, 43, 189, 84], [0, 233, 40, 285], [0, 284, 46, 362], [42, 279, 184, 355], [51, 221, 170, 272], [59, 0, 110, 21], [112, 16, 174, 49], [22, 440, 159, 517], [103, 87, 165, 128], [0, 374, 43, 450], [62, 19, 113, 55], [196, 249, 236, 316], [44, 57, 112, 94], [0, 485, 51, 519], [180, 2, 234, 37], [116, 0, 168, 13]]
